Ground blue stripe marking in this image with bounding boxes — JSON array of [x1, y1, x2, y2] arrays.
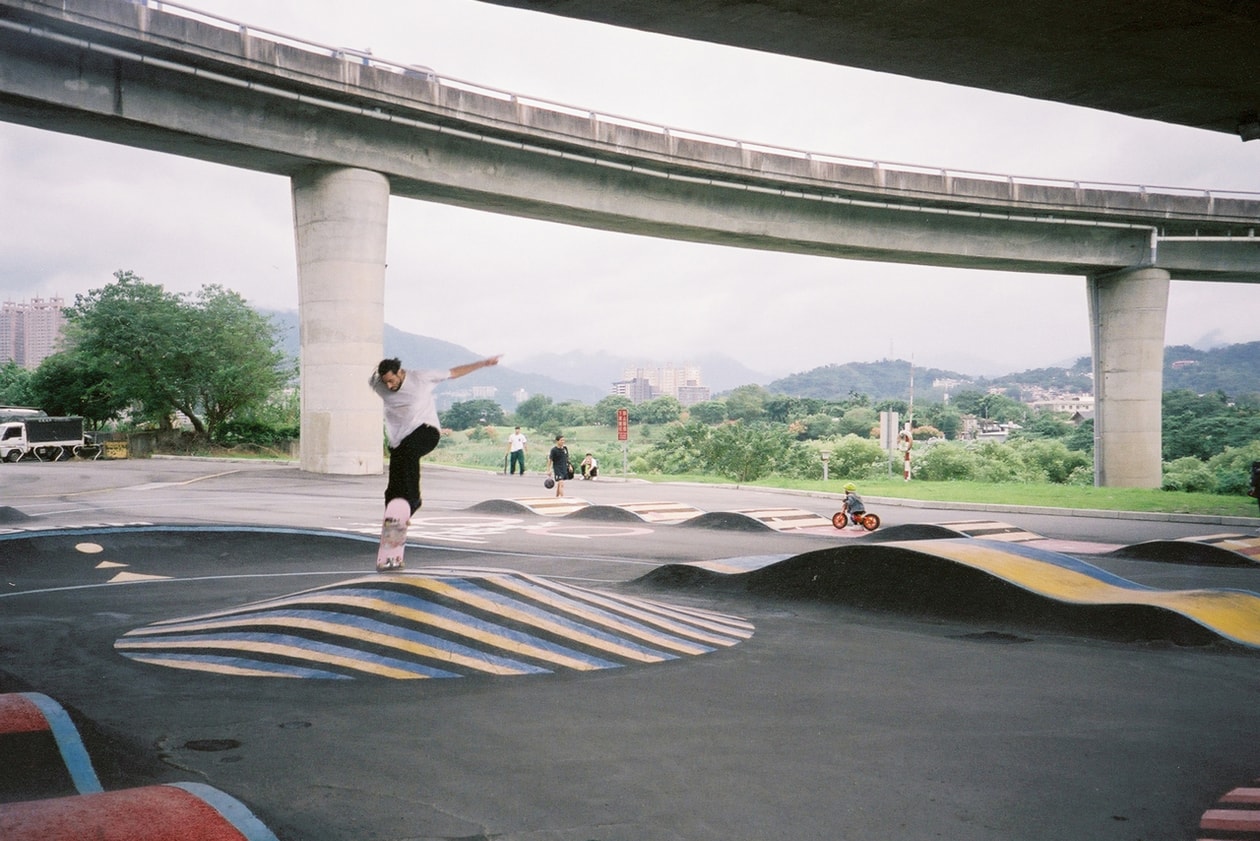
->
[[117, 632, 463, 678], [166, 782, 280, 841], [973, 539, 1156, 590], [146, 608, 552, 675], [312, 586, 627, 669], [121, 652, 354, 679], [21, 691, 103, 794], [504, 576, 728, 650], [437, 577, 682, 661]]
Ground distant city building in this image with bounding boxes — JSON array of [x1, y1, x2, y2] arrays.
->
[[0, 297, 65, 369], [613, 363, 710, 406], [1027, 394, 1095, 414], [611, 376, 656, 404]]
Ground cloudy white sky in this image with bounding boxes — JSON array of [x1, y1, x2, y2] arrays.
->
[[3, 0, 1260, 377]]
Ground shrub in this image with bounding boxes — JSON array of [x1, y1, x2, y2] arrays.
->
[[1012, 438, 1092, 484], [1205, 442, 1260, 495], [1161, 456, 1218, 493], [915, 441, 978, 481], [824, 435, 888, 481]]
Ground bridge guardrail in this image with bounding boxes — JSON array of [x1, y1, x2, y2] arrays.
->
[[0, 0, 1216, 224], [124, 0, 1260, 212]]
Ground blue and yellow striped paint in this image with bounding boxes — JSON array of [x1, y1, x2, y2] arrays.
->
[[919, 538, 1260, 647], [115, 567, 754, 679]]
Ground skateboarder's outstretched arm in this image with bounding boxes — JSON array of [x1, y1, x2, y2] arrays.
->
[[449, 356, 501, 380]]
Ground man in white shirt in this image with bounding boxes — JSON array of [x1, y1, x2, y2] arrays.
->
[[506, 426, 528, 475], [369, 354, 499, 513]]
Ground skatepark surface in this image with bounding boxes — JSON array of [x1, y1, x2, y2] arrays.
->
[[3, 458, 1260, 841]]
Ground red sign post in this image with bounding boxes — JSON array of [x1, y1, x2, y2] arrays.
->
[[616, 408, 629, 474]]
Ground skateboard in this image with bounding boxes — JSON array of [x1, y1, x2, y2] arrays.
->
[[376, 498, 412, 571]]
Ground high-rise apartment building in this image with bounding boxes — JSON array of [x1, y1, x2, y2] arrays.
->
[[612, 363, 710, 406], [0, 297, 66, 369]]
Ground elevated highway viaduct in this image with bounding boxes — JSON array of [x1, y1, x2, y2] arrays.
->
[[2, 0, 1258, 486]]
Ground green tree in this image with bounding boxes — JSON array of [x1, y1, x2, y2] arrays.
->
[[190, 285, 291, 440], [703, 421, 807, 483], [642, 420, 712, 474], [934, 410, 962, 441], [514, 394, 554, 429], [593, 395, 633, 426], [0, 361, 35, 407], [550, 401, 594, 427], [28, 352, 127, 428], [687, 400, 727, 424], [725, 384, 769, 423], [836, 406, 877, 437], [61, 272, 287, 439], [441, 399, 506, 430], [795, 413, 836, 440], [1019, 412, 1074, 440], [952, 390, 1027, 423], [636, 396, 682, 424]]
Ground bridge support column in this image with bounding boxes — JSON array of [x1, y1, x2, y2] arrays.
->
[[291, 167, 389, 475], [1087, 266, 1169, 488]]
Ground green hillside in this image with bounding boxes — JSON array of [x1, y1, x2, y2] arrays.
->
[[767, 342, 1260, 403]]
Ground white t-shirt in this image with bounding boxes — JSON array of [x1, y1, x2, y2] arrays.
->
[[371, 368, 448, 448], [508, 431, 528, 452]]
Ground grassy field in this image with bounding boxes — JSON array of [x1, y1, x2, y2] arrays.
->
[[426, 424, 1260, 519]]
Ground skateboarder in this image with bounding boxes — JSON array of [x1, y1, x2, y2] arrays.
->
[[370, 354, 500, 568]]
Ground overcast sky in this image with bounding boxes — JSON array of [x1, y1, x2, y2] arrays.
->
[[3, 0, 1260, 378]]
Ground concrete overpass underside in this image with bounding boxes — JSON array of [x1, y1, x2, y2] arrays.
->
[[476, 0, 1260, 141], [2, 0, 1260, 488]]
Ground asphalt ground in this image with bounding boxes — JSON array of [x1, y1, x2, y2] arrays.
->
[[2, 457, 1260, 841]]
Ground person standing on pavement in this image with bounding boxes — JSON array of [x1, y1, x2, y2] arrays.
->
[[370, 355, 500, 514], [506, 426, 528, 476], [546, 435, 571, 498]]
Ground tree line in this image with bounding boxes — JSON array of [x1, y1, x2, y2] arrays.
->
[[2, 272, 1255, 494], [440, 382, 1260, 494], [0, 271, 293, 442]]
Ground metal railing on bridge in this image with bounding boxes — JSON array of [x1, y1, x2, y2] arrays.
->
[[120, 0, 1260, 218]]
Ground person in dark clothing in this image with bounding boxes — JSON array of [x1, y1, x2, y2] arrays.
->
[[546, 435, 571, 498]]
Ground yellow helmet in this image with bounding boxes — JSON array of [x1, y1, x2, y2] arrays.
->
[[844, 483, 856, 491]]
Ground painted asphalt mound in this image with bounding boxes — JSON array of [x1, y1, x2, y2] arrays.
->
[[1104, 533, 1260, 566], [115, 567, 753, 680], [634, 539, 1260, 650]]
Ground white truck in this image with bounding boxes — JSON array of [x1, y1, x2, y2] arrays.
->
[[0, 408, 94, 462]]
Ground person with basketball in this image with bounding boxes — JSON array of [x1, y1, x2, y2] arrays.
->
[[370, 354, 499, 569], [546, 434, 571, 498]]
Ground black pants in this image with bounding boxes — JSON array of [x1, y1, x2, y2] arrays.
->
[[385, 424, 440, 515]]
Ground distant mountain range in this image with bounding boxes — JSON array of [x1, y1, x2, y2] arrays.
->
[[265, 310, 605, 405], [765, 342, 1260, 402], [264, 311, 1260, 405]]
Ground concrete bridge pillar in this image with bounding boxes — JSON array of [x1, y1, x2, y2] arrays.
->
[[1087, 266, 1170, 488], [291, 167, 389, 475]]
